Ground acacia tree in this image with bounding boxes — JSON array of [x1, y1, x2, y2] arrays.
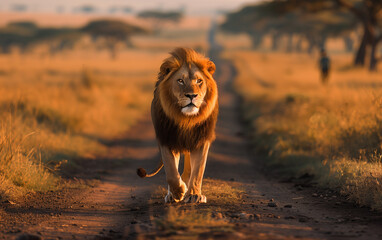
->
[[222, 0, 382, 71], [138, 10, 183, 23], [283, 0, 382, 70], [137, 10, 183, 34], [220, 1, 288, 50], [334, 0, 382, 70], [0, 21, 36, 53], [0, 21, 81, 54], [221, 1, 355, 52], [82, 19, 147, 59]]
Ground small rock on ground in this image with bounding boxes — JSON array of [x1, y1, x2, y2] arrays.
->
[[267, 202, 277, 207]]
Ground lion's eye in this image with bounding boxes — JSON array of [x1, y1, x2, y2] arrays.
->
[[177, 79, 184, 85], [196, 79, 203, 84]]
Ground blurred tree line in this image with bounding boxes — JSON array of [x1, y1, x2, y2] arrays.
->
[[137, 10, 183, 22], [1, 11, 176, 60], [137, 10, 184, 34], [0, 21, 82, 54], [221, 0, 382, 71], [82, 20, 147, 58], [0, 9, 184, 58], [0, 19, 147, 59]]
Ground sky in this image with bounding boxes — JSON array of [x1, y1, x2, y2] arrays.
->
[[0, 0, 258, 15]]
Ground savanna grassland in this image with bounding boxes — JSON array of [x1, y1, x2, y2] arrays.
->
[[0, 48, 162, 200], [0, 14, 209, 201], [221, 37, 382, 210]]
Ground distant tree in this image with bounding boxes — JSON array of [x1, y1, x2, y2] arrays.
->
[[7, 21, 38, 30], [296, 10, 356, 52], [220, 3, 271, 49], [108, 6, 132, 14], [78, 5, 97, 14], [0, 21, 38, 53], [123, 7, 133, 14], [0, 21, 81, 54], [0, 19, 147, 57], [138, 10, 183, 23], [221, 1, 356, 52], [33, 28, 82, 55], [274, 0, 382, 70], [81, 19, 147, 59], [11, 4, 27, 12], [108, 7, 118, 14], [333, 0, 382, 70], [137, 10, 183, 33]]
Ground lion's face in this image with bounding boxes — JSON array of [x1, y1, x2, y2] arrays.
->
[[170, 64, 208, 116], [154, 48, 217, 128]]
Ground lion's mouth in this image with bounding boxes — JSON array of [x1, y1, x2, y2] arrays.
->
[[181, 103, 199, 116], [183, 103, 197, 108]]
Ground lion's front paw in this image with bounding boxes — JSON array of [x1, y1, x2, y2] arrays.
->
[[184, 194, 207, 203], [165, 181, 187, 203]]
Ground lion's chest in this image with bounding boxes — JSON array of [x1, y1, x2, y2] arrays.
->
[[152, 108, 217, 152]]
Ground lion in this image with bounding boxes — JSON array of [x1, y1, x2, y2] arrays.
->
[[137, 47, 218, 203]]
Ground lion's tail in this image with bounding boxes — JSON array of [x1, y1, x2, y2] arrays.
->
[[136, 159, 163, 178]]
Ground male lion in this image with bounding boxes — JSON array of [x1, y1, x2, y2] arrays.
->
[[137, 47, 218, 203]]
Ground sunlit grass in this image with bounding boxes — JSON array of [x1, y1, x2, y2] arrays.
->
[[225, 49, 382, 210], [0, 49, 164, 200], [149, 179, 243, 239], [146, 178, 247, 239], [0, 120, 58, 199], [155, 206, 233, 236], [203, 178, 246, 205]]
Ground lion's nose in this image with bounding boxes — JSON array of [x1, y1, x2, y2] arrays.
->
[[185, 94, 198, 100]]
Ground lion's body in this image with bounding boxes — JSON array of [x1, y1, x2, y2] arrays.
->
[[138, 47, 218, 203]]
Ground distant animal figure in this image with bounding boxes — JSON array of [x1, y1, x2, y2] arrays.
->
[[137, 48, 218, 203], [319, 49, 330, 84]]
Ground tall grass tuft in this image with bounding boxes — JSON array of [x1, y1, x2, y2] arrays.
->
[[0, 120, 58, 199]]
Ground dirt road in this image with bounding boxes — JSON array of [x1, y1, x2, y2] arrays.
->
[[2, 26, 382, 240]]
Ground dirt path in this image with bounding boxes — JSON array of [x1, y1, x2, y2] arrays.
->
[[2, 26, 382, 240]]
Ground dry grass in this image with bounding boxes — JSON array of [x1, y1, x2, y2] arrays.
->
[[154, 206, 233, 238], [0, 49, 164, 199], [149, 179, 244, 239], [0, 122, 58, 199], [225, 49, 382, 210], [203, 178, 246, 205]]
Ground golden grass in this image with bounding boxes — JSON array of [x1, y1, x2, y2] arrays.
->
[[156, 206, 232, 235], [225, 49, 382, 210], [0, 121, 58, 199], [149, 179, 243, 239], [202, 178, 246, 205], [0, 48, 166, 200]]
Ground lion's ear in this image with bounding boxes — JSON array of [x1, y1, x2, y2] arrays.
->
[[206, 61, 216, 75], [159, 60, 173, 79]]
